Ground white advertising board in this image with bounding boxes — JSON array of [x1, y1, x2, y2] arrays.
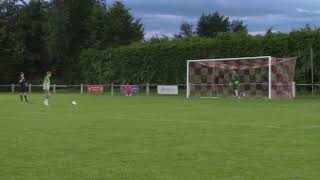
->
[[157, 85, 179, 95]]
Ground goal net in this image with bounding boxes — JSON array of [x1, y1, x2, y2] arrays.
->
[[187, 56, 296, 99]]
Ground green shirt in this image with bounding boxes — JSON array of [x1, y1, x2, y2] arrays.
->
[[231, 74, 240, 88], [43, 75, 50, 87]]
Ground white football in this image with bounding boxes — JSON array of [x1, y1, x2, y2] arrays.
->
[[72, 100, 77, 105]]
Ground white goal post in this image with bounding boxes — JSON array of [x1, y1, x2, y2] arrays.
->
[[186, 56, 296, 99]]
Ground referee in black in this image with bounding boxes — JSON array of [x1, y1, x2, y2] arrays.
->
[[19, 72, 28, 102]]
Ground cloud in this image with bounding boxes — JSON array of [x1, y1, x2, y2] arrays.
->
[[296, 8, 312, 13], [140, 13, 197, 39], [144, 30, 175, 39], [143, 14, 197, 22], [296, 8, 320, 14], [249, 29, 279, 36], [249, 31, 267, 36]]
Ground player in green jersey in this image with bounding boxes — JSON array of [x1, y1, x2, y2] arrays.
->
[[231, 70, 240, 98]]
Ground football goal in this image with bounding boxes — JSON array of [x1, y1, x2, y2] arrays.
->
[[186, 56, 297, 99]]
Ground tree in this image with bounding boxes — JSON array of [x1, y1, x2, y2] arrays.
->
[[15, 0, 49, 76], [174, 21, 194, 39], [300, 24, 318, 31], [106, 1, 144, 47], [266, 27, 274, 35], [0, 0, 144, 83], [196, 12, 230, 37], [0, 0, 26, 83], [85, 1, 144, 49], [230, 19, 247, 33], [46, 0, 95, 82], [85, 4, 110, 49]]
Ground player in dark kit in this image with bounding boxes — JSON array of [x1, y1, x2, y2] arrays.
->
[[19, 72, 29, 102]]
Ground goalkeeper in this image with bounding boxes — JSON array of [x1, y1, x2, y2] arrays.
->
[[230, 70, 240, 97]]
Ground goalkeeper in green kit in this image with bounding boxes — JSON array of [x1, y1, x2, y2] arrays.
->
[[231, 70, 240, 98]]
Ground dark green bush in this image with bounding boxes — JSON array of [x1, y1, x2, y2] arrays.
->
[[80, 31, 320, 84]]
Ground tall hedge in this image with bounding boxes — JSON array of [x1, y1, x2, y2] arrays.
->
[[80, 31, 320, 84]]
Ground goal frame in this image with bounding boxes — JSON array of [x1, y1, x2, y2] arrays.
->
[[186, 56, 273, 99]]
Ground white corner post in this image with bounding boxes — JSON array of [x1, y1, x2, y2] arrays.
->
[[311, 46, 314, 96], [29, 84, 32, 94], [146, 83, 150, 96], [186, 60, 190, 98], [111, 83, 114, 96], [292, 82, 296, 98], [80, 83, 83, 94], [11, 84, 15, 93], [53, 84, 56, 94], [268, 57, 272, 100]]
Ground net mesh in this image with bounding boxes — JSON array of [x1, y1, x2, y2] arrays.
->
[[188, 57, 296, 99]]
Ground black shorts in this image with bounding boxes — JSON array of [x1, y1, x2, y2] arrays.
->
[[20, 86, 27, 93]]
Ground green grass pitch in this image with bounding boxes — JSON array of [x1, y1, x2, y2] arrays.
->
[[0, 93, 320, 180]]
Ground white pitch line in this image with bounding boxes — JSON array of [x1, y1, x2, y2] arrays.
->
[[0, 116, 19, 120], [200, 97, 221, 99]]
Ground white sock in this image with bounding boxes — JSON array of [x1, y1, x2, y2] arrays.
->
[[44, 99, 49, 105], [235, 90, 239, 97]]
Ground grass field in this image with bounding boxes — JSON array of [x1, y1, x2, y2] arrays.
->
[[0, 93, 320, 180]]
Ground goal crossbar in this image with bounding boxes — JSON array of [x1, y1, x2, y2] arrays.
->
[[187, 56, 272, 62]]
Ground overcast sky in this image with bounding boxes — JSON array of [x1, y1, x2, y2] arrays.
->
[[108, 0, 320, 38]]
